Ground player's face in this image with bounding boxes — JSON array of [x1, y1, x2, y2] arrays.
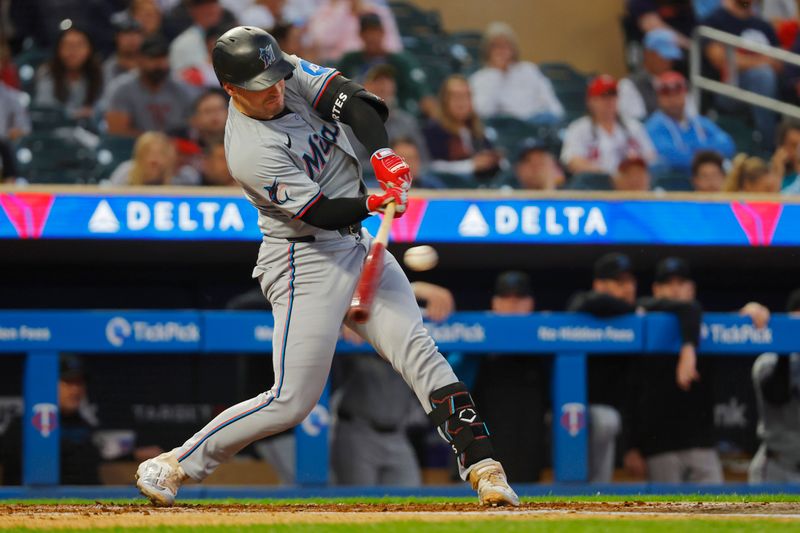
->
[[595, 275, 637, 305], [228, 80, 286, 120], [193, 94, 228, 134], [657, 87, 686, 120], [58, 378, 86, 415], [693, 162, 725, 192], [445, 79, 473, 123], [59, 30, 91, 71], [653, 278, 695, 302], [491, 295, 534, 315], [588, 94, 617, 123]]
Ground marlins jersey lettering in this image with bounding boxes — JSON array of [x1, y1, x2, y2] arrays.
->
[[224, 55, 364, 240]]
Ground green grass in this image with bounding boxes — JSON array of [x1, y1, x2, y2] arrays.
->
[[3, 522, 800, 533], [5, 494, 800, 505]]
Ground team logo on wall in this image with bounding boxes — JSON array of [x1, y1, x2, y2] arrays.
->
[[560, 402, 586, 437], [32, 403, 58, 438], [300, 404, 330, 437], [106, 317, 132, 347]]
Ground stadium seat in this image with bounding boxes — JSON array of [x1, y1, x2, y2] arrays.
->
[[92, 135, 136, 183], [27, 105, 76, 131], [389, 1, 443, 37], [567, 172, 614, 190], [15, 132, 97, 184], [653, 175, 694, 191], [539, 62, 590, 123], [713, 113, 762, 158], [447, 31, 483, 73], [484, 116, 537, 157], [14, 46, 49, 95], [430, 171, 482, 189]]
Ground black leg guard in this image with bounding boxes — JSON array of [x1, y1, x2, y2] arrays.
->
[[428, 382, 494, 469]]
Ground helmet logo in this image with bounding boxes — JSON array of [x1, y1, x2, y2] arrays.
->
[[259, 44, 277, 69]]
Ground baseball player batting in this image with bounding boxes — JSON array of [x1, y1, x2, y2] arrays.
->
[[135, 26, 518, 507]]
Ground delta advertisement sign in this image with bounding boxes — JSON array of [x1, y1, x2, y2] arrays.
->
[[1, 192, 798, 246]]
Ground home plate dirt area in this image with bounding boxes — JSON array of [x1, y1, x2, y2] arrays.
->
[[2, 501, 800, 529]]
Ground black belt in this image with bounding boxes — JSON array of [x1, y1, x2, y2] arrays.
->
[[338, 410, 397, 433], [286, 223, 361, 243]]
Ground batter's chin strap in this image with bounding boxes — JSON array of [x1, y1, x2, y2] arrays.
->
[[428, 382, 494, 469]]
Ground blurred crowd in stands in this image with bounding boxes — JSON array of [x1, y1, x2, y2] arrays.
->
[[1, 0, 800, 192]]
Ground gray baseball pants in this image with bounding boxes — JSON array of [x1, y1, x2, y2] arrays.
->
[[172, 231, 461, 480]]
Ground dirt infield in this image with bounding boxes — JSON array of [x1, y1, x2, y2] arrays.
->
[[1, 502, 800, 529]]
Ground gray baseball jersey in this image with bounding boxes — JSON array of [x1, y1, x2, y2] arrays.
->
[[171, 56, 471, 483], [750, 353, 800, 482], [225, 55, 365, 242]]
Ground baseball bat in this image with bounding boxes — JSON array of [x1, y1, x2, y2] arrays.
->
[[347, 202, 396, 324]]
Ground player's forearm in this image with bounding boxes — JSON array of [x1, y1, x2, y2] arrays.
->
[[299, 194, 369, 230], [337, 96, 389, 155]]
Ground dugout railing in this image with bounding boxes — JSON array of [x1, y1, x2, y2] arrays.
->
[[0, 310, 797, 496]]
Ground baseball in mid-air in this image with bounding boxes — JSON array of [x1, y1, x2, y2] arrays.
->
[[403, 245, 439, 271]]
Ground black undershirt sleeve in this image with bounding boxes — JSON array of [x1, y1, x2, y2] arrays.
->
[[337, 96, 388, 155], [299, 194, 370, 230], [566, 291, 636, 317], [638, 297, 703, 346]]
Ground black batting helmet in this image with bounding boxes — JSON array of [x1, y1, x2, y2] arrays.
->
[[212, 26, 294, 91]]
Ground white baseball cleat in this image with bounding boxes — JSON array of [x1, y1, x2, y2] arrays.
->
[[468, 459, 520, 507], [135, 452, 187, 506]]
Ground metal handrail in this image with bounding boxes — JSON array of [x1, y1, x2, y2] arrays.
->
[[690, 25, 800, 121]]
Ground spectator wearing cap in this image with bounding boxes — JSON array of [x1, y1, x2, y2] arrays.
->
[[560, 75, 656, 176], [749, 288, 800, 483], [103, 18, 145, 88], [613, 157, 652, 191], [691, 150, 727, 192], [240, 0, 287, 30], [703, 0, 781, 151], [337, 13, 432, 116], [105, 35, 195, 137], [169, 0, 224, 75], [626, 0, 697, 49], [618, 29, 697, 121], [423, 74, 503, 182], [342, 65, 429, 174], [724, 153, 781, 192], [0, 82, 31, 142], [468, 22, 564, 122], [514, 142, 564, 191], [470, 272, 546, 482], [34, 26, 104, 122], [308, 0, 402, 64], [645, 71, 735, 173], [109, 131, 201, 186]]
